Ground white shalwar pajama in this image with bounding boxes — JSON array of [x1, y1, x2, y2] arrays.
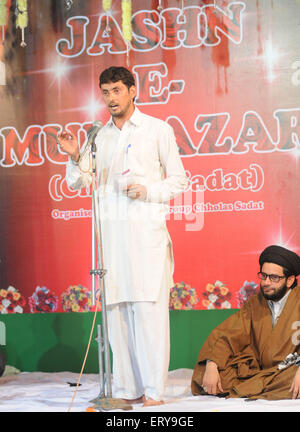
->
[[66, 107, 188, 400], [107, 251, 173, 400]]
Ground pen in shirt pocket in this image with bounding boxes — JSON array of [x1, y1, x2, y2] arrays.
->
[[123, 143, 132, 173], [126, 143, 132, 153]]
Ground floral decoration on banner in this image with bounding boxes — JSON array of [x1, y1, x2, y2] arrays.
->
[[157, 0, 184, 13], [102, 0, 112, 33], [122, 0, 132, 41], [0, 286, 26, 313], [0, 0, 8, 42], [102, 0, 112, 11], [202, 280, 232, 309], [61, 284, 92, 312], [236, 280, 259, 308], [28, 286, 58, 313], [16, 0, 28, 47], [169, 281, 199, 310], [121, 0, 132, 65], [65, 0, 74, 10]]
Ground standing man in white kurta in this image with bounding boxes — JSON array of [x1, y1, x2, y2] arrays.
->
[[58, 66, 188, 407]]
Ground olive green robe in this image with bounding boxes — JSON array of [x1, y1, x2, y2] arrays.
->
[[191, 286, 300, 400]]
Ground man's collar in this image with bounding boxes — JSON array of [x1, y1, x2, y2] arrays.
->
[[107, 116, 114, 127], [128, 106, 142, 126], [268, 288, 291, 308], [106, 106, 142, 127]]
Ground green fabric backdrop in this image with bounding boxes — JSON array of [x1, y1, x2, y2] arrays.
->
[[0, 310, 236, 373]]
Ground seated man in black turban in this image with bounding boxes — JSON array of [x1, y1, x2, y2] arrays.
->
[[191, 245, 300, 400]]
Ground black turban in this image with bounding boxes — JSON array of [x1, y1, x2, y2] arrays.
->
[[259, 245, 300, 276]]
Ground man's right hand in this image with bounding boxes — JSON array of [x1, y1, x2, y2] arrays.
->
[[57, 131, 80, 162], [202, 361, 224, 395]]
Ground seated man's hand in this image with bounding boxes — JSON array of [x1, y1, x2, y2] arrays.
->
[[202, 361, 224, 395], [289, 366, 300, 399]]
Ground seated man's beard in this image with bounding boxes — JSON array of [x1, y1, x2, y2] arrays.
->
[[260, 283, 288, 301]]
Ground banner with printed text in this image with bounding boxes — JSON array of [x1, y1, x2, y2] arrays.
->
[[0, 0, 300, 313]]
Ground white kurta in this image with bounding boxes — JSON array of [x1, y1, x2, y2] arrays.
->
[[66, 107, 188, 400], [66, 107, 188, 306]]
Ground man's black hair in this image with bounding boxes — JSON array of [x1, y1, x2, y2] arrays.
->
[[99, 66, 135, 90]]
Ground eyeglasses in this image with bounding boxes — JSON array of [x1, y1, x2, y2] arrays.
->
[[257, 272, 286, 283]]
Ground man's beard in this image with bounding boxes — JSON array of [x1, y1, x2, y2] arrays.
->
[[110, 100, 132, 119], [260, 282, 288, 301]]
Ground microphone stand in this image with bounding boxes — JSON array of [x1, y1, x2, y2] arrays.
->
[[89, 140, 132, 412]]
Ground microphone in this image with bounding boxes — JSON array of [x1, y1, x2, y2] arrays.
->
[[85, 121, 103, 173], [77, 121, 103, 171], [87, 120, 103, 153]]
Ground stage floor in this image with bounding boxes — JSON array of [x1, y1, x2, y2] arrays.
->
[[0, 368, 300, 412]]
